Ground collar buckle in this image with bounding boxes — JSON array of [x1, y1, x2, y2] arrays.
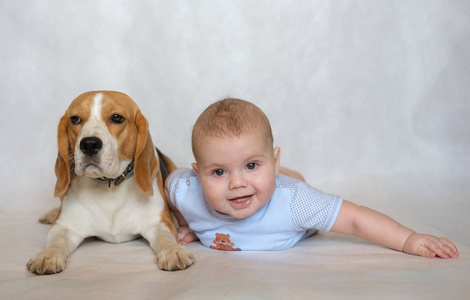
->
[[95, 160, 134, 187]]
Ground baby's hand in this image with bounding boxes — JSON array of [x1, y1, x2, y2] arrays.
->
[[177, 226, 199, 245], [403, 233, 459, 258]]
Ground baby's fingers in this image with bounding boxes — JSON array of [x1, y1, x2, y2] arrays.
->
[[439, 237, 459, 258], [177, 226, 199, 245], [423, 237, 459, 259], [181, 232, 199, 244]]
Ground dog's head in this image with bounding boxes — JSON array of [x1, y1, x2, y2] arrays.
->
[[54, 91, 158, 198]]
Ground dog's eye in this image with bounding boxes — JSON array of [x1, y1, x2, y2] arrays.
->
[[70, 116, 82, 125], [110, 114, 125, 124]]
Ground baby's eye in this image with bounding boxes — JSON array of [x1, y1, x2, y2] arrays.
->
[[246, 162, 258, 170], [212, 169, 225, 176]]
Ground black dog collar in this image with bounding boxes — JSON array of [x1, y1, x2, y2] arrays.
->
[[95, 160, 135, 187], [94, 147, 168, 188]]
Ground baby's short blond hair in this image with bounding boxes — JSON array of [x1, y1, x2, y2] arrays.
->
[[192, 98, 273, 159]]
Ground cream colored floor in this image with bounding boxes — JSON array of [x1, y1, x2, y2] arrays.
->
[[1, 186, 468, 300]]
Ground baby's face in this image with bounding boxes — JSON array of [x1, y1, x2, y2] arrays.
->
[[192, 131, 280, 219]]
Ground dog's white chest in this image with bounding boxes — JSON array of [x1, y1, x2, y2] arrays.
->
[[57, 177, 163, 243]]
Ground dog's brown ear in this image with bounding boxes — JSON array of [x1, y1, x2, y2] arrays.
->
[[134, 110, 158, 196], [54, 114, 72, 198]]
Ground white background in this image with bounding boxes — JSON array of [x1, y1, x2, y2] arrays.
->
[[1, 0, 469, 241], [1, 2, 469, 298]]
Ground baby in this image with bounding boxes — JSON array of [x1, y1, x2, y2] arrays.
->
[[165, 98, 458, 258]]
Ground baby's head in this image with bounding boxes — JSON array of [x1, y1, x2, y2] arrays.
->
[[191, 98, 273, 161], [191, 98, 280, 219]]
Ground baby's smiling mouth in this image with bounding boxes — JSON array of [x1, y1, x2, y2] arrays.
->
[[228, 195, 253, 209]]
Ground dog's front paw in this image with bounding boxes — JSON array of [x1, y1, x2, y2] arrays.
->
[[155, 244, 194, 271], [26, 249, 66, 275]]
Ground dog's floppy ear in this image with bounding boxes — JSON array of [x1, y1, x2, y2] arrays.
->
[[54, 114, 72, 198], [134, 110, 158, 196]]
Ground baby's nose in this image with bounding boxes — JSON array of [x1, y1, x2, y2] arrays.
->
[[228, 173, 248, 190]]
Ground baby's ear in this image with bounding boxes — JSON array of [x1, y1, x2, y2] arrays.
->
[[273, 147, 281, 175], [191, 163, 200, 176]]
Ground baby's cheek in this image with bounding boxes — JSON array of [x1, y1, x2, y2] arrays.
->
[[204, 182, 227, 205], [263, 178, 277, 200]]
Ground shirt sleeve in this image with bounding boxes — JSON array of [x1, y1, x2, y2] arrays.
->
[[278, 175, 343, 231], [167, 167, 194, 209]]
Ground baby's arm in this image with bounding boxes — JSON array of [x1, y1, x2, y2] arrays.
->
[[330, 200, 459, 258], [164, 170, 199, 245]]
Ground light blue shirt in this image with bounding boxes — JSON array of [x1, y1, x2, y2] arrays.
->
[[168, 168, 343, 251]]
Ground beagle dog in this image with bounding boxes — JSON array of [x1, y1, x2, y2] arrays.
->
[[27, 91, 194, 274]]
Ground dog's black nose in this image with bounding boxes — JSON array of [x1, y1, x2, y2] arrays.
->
[[80, 137, 102, 156]]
